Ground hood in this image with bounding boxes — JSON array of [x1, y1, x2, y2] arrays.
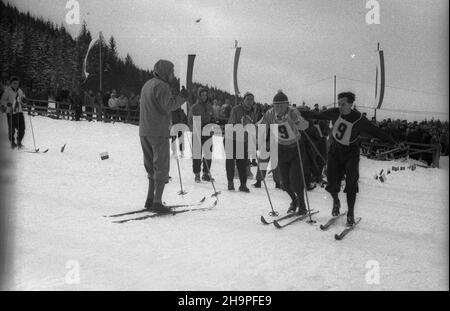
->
[[153, 60, 174, 83]]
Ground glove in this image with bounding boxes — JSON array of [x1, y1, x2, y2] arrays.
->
[[179, 86, 189, 99]]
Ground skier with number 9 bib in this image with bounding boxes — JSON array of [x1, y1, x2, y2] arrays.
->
[[301, 92, 399, 226], [259, 90, 310, 216]]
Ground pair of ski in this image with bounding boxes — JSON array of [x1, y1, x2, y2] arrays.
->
[[319, 213, 362, 240], [261, 211, 361, 240], [260, 210, 320, 229], [105, 196, 216, 224], [21, 147, 49, 153]]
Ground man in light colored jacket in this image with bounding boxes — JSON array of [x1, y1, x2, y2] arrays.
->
[[139, 59, 187, 213]]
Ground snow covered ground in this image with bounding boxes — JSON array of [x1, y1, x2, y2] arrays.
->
[[2, 114, 448, 291]]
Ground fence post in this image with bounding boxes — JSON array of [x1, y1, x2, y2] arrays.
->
[[433, 144, 441, 168]]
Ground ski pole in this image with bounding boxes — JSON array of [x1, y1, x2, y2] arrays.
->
[[175, 149, 187, 195], [301, 129, 327, 164], [256, 155, 278, 217], [188, 131, 220, 197], [9, 111, 13, 148], [295, 138, 316, 224], [29, 114, 38, 152]]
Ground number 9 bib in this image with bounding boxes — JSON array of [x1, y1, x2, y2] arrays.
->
[[332, 116, 354, 146], [277, 121, 296, 144]]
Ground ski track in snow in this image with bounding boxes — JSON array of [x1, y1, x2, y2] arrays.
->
[[2, 115, 448, 291]]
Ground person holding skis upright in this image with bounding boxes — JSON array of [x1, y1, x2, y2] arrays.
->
[[139, 59, 187, 213], [300, 92, 400, 226], [259, 90, 310, 215]]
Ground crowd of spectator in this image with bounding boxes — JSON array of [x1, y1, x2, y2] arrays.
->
[[372, 118, 449, 155], [2, 78, 448, 162]]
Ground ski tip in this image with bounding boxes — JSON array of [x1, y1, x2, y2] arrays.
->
[[200, 197, 206, 203], [334, 234, 342, 240], [273, 221, 282, 229], [43, 149, 49, 153], [319, 225, 327, 231], [260, 216, 269, 225]]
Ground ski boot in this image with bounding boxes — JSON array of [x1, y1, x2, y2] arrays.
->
[[152, 203, 173, 214], [195, 173, 201, 183], [228, 181, 235, 191], [346, 215, 355, 227], [202, 173, 214, 182], [239, 185, 250, 193], [286, 198, 298, 214], [297, 204, 308, 216], [332, 200, 341, 217]]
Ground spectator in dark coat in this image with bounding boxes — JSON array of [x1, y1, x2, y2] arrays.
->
[[70, 89, 83, 121]]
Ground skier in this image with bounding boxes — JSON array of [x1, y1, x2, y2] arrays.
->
[[259, 90, 310, 215], [188, 87, 215, 182], [226, 91, 260, 192], [1, 76, 26, 149], [301, 92, 400, 226], [139, 59, 187, 213]]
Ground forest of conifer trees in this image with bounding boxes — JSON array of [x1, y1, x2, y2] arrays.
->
[[0, 1, 240, 104], [0, 1, 154, 97]]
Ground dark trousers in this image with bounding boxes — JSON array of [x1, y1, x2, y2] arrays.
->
[[225, 139, 248, 185], [304, 140, 322, 183], [7, 113, 25, 144], [73, 105, 82, 121], [85, 106, 93, 120], [192, 135, 212, 174], [316, 137, 327, 175], [278, 144, 306, 197], [256, 157, 280, 184], [325, 143, 360, 194], [171, 131, 184, 152]]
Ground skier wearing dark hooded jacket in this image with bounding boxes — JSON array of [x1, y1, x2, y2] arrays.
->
[[139, 59, 187, 213]]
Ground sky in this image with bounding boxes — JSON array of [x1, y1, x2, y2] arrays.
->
[[7, 0, 450, 120]]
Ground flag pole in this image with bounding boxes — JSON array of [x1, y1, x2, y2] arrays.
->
[[99, 32, 103, 93], [333, 75, 336, 108]]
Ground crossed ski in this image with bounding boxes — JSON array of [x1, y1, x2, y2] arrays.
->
[[104, 197, 206, 218], [21, 148, 49, 153], [273, 210, 320, 229], [260, 213, 296, 225], [110, 197, 217, 224]]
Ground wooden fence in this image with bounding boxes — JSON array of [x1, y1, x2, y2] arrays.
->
[[361, 140, 441, 168], [24, 99, 140, 125]]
